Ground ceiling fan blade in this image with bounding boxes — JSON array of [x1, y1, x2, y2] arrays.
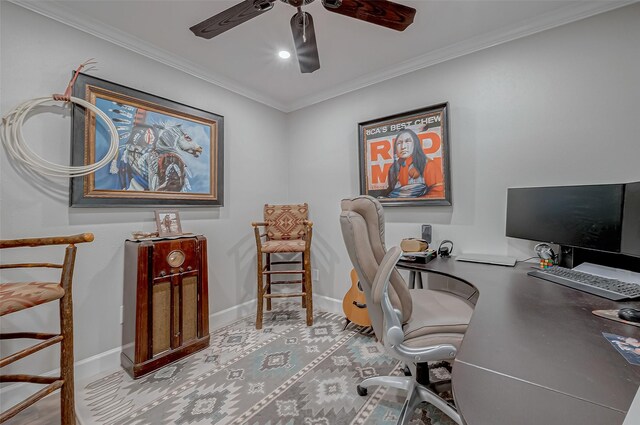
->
[[290, 11, 320, 74], [190, 0, 275, 39], [322, 0, 416, 31]]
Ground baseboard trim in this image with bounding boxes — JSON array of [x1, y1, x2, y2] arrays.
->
[[313, 294, 343, 315], [0, 345, 122, 412], [0, 296, 342, 410], [209, 298, 257, 329]]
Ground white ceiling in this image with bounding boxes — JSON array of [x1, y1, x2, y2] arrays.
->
[[13, 0, 634, 111]]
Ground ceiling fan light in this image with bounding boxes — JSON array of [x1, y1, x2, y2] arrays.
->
[[278, 50, 291, 59], [322, 0, 342, 9], [253, 0, 274, 12]]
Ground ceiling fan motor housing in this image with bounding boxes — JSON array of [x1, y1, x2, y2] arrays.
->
[[280, 0, 316, 7], [293, 10, 312, 28]]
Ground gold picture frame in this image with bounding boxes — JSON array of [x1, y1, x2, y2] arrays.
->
[[70, 73, 224, 207]]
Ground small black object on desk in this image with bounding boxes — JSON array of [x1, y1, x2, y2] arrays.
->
[[399, 250, 436, 289], [618, 308, 640, 323], [401, 250, 437, 264], [438, 240, 454, 257]]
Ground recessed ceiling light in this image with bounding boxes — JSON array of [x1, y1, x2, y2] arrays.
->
[[278, 50, 291, 59]]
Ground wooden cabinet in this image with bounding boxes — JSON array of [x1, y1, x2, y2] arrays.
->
[[121, 235, 210, 378]]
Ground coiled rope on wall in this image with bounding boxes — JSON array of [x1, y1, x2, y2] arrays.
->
[[0, 61, 119, 177]]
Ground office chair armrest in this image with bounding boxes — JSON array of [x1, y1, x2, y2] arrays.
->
[[376, 247, 405, 339], [377, 246, 457, 363], [391, 341, 457, 364]]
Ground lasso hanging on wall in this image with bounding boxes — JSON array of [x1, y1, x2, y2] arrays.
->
[[0, 60, 119, 177]]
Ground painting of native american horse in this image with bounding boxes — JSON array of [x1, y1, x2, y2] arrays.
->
[[70, 73, 223, 207], [93, 99, 209, 194]]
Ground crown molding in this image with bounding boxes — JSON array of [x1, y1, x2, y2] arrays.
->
[[9, 0, 637, 113], [287, 0, 638, 111], [8, 0, 289, 112]]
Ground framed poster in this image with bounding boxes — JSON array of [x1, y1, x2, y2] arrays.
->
[[70, 73, 223, 207], [358, 103, 451, 206]]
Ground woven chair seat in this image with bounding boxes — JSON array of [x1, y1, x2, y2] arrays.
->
[[0, 282, 64, 316], [1, 233, 93, 424], [253, 203, 313, 329], [261, 239, 306, 253]]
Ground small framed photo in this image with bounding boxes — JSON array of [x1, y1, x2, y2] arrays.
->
[[155, 210, 182, 237]]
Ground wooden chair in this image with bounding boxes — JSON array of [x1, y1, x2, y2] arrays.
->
[[251, 204, 313, 329], [0, 233, 94, 424]]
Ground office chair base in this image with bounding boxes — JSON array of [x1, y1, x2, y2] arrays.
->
[[398, 384, 421, 425], [357, 385, 368, 396], [415, 384, 462, 425], [402, 364, 411, 376], [358, 375, 413, 395], [357, 376, 462, 425]]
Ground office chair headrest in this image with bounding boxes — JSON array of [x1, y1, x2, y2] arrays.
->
[[341, 195, 386, 249]]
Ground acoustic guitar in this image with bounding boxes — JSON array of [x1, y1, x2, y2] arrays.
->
[[342, 269, 372, 328]]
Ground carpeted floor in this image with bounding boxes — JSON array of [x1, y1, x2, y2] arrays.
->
[[7, 304, 456, 425]]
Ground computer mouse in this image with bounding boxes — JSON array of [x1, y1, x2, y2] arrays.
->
[[618, 308, 640, 323]]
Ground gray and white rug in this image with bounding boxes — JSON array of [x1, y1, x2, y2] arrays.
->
[[76, 304, 456, 425]]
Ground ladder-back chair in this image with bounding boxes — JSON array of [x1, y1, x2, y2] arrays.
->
[[252, 204, 313, 329], [0, 233, 94, 424]]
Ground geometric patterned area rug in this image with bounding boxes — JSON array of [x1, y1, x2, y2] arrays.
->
[[76, 303, 456, 425]]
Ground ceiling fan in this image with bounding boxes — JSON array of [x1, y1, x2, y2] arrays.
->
[[190, 0, 416, 74]]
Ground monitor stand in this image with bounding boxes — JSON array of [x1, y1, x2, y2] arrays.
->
[[559, 245, 640, 273]]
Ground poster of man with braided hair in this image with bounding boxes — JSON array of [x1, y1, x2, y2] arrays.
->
[[358, 103, 451, 206]]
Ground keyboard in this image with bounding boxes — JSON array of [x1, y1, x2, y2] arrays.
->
[[528, 266, 640, 300]]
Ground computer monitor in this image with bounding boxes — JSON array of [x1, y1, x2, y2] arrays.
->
[[622, 181, 640, 257], [505, 184, 625, 253]]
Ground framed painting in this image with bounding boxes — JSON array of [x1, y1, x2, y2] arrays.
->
[[70, 73, 223, 207], [358, 103, 451, 206]]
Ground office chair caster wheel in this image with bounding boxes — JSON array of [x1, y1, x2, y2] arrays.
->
[[357, 385, 368, 396], [403, 365, 411, 376]]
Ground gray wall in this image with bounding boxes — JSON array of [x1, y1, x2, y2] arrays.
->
[[0, 2, 289, 376], [287, 4, 640, 301], [1, 0, 639, 385]]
